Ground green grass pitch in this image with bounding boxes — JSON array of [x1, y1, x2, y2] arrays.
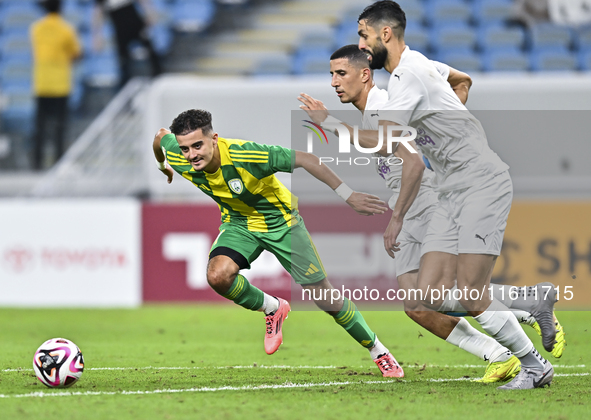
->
[[0, 305, 589, 419]]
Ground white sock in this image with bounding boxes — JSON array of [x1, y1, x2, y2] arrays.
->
[[490, 283, 514, 308], [511, 309, 535, 325], [258, 294, 279, 315], [473, 299, 545, 369], [437, 286, 466, 313], [369, 337, 389, 359], [445, 318, 512, 363]]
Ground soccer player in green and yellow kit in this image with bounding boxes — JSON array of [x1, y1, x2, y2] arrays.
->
[[152, 108, 404, 377]]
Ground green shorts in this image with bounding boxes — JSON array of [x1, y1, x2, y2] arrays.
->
[[209, 214, 326, 285]]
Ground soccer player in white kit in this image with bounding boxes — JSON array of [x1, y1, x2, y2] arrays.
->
[[355, 0, 555, 390], [298, 44, 565, 383]]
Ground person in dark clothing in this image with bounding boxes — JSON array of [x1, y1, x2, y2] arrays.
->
[[93, 0, 162, 87]]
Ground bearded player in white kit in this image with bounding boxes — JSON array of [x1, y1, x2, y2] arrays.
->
[[301, 0, 557, 390], [298, 44, 565, 383]]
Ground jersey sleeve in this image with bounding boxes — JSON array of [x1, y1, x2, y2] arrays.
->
[[430, 60, 450, 80], [160, 133, 177, 152], [231, 141, 295, 175], [381, 69, 426, 126], [267, 145, 295, 173]]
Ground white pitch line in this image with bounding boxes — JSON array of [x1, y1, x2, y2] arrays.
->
[[0, 373, 588, 399], [2, 364, 587, 373]]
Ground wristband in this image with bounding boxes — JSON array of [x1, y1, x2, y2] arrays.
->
[[334, 183, 353, 201], [320, 115, 343, 128], [156, 160, 166, 170]]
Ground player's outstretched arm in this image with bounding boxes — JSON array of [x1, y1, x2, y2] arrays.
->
[[447, 67, 472, 105], [294, 151, 388, 216], [380, 129, 425, 258], [152, 128, 174, 184]]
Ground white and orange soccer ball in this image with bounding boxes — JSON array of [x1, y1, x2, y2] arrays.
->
[[33, 338, 84, 388]]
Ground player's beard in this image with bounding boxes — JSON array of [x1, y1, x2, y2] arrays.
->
[[368, 40, 388, 70]]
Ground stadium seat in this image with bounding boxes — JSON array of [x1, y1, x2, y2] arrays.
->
[[251, 54, 292, 76], [0, 32, 32, 61], [430, 23, 477, 54], [574, 25, 591, 52], [396, 0, 426, 26], [405, 23, 430, 55], [530, 23, 574, 51], [0, 57, 32, 90], [578, 50, 591, 71], [335, 20, 360, 48], [482, 48, 529, 71], [424, 0, 473, 26], [299, 29, 335, 52], [0, 3, 42, 33], [530, 49, 577, 71], [477, 24, 525, 52], [62, 0, 85, 32], [438, 48, 482, 72], [172, 0, 216, 33], [292, 48, 332, 75], [0, 84, 35, 136], [83, 52, 120, 87], [149, 23, 173, 56], [473, 0, 514, 26]]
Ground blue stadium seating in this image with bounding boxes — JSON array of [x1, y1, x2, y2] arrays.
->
[[0, 84, 35, 136], [579, 50, 591, 70], [530, 23, 574, 51], [0, 57, 32, 90], [0, 32, 32, 61], [438, 48, 482, 72], [531, 48, 578, 71], [292, 48, 332, 75], [405, 23, 430, 55], [335, 20, 360, 48], [396, 0, 426, 26], [172, 0, 216, 33], [83, 51, 120, 87], [477, 24, 526, 52], [430, 23, 477, 54], [299, 30, 336, 52], [251, 54, 292, 76], [575, 25, 591, 52], [424, 0, 473, 26], [0, 2, 42, 33], [482, 48, 529, 71], [472, 0, 514, 26]]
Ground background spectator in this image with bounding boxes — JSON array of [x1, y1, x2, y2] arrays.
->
[[30, 0, 82, 170], [92, 0, 162, 88]]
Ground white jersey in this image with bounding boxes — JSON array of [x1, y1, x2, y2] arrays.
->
[[363, 85, 437, 219], [380, 47, 509, 192]]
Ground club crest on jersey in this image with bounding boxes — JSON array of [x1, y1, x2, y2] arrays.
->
[[228, 178, 243, 194]]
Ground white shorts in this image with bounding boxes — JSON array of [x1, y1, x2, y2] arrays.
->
[[396, 204, 436, 276], [421, 171, 513, 256]]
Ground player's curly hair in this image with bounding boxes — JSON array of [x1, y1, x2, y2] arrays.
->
[[330, 45, 370, 68], [170, 109, 213, 136], [358, 0, 406, 40]]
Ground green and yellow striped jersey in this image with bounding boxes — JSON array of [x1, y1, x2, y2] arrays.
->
[[161, 134, 297, 232]]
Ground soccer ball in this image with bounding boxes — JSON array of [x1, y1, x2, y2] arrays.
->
[[33, 338, 84, 388]]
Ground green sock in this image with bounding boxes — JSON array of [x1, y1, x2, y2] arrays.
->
[[333, 298, 376, 348], [221, 274, 264, 311]]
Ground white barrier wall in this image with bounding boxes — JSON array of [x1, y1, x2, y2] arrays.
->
[[144, 74, 591, 201], [0, 199, 141, 307]]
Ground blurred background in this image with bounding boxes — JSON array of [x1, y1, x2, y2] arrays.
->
[[0, 0, 590, 309]]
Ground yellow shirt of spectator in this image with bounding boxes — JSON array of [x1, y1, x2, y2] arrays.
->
[[30, 13, 81, 97]]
